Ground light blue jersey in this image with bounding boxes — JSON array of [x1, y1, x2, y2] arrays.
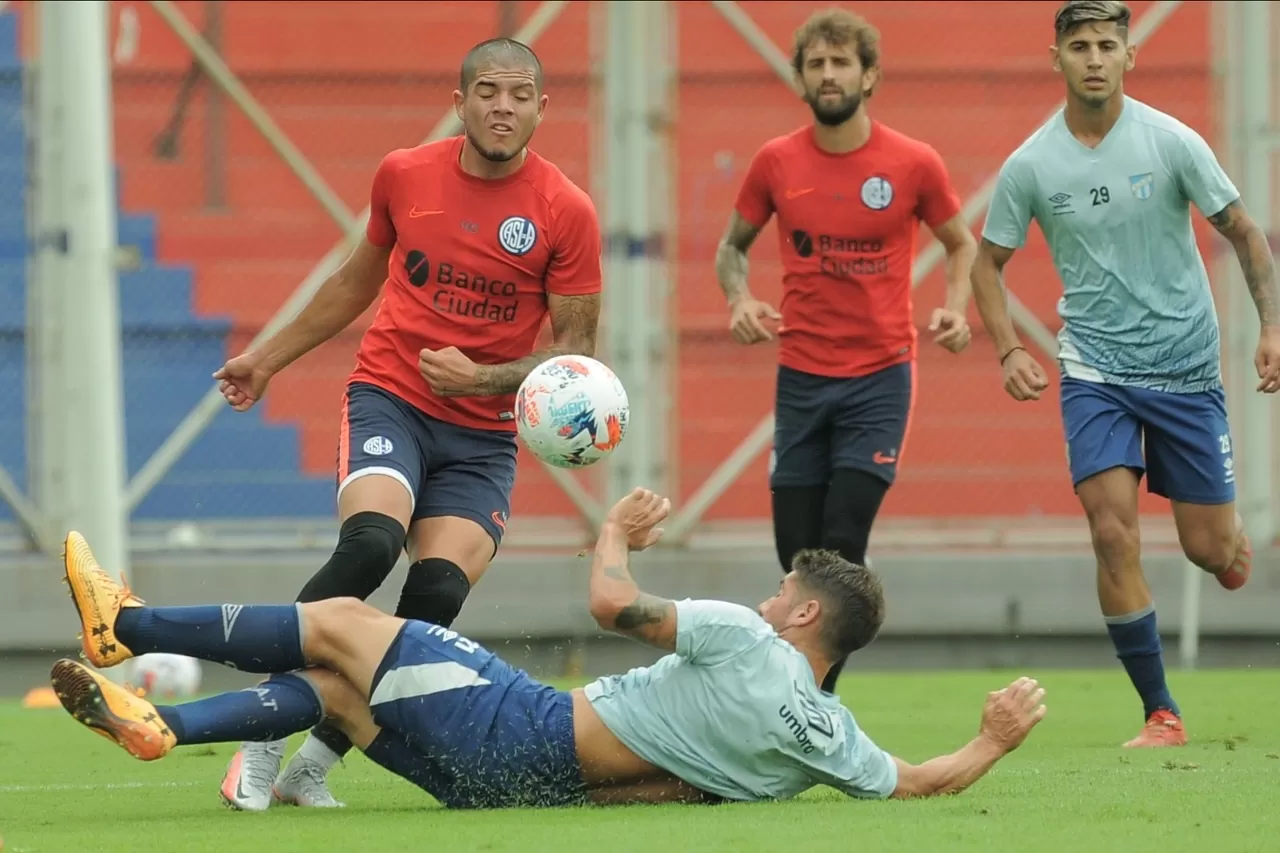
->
[[982, 96, 1240, 393], [583, 599, 898, 802]]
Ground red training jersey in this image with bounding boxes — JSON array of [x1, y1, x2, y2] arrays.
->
[[734, 121, 962, 378], [350, 136, 603, 431]]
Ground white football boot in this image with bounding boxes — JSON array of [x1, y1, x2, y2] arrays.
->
[[272, 752, 346, 808], [219, 740, 285, 812]]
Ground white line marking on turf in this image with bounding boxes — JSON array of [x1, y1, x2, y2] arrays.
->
[[0, 780, 202, 794]]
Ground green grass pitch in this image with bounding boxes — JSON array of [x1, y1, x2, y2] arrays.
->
[[2, 669, 1278, 853]]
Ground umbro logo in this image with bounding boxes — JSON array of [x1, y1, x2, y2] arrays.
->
[[1049, 192, 1074, 216]]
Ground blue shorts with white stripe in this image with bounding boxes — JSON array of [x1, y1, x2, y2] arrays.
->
[[361, 620, 587, 809]]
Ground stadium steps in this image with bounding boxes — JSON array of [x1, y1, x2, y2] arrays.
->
[[0, 8, 334, 522]]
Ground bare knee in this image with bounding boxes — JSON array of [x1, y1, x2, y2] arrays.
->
[[1087, 509, 1141, 577], [408, 516, 496, 584], [1172, 504, 1239, 575], [300, 597, 382, 662], [1180, 527, 1236, 575], [296, 667, 380, 750]]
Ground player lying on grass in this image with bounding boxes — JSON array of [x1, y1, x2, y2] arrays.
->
[[53, 490, 1047, 808]]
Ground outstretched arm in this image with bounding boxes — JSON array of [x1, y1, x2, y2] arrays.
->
[[257, 152, 402, 375], [256, 237, 390, 375], [889, 676, 1047, 799], [1207, 199, 1278, 328], [889, 738, 1006, 799]]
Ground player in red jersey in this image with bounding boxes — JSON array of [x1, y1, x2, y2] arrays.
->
[[209, 38, 602, 811], [716, 9, 977, 693]]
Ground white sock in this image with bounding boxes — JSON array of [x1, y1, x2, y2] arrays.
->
[[294, 734, 341, 772]]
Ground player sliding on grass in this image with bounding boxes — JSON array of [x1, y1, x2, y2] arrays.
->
[[972, 0, 1279, 747], [54, 489, 1046, 808]]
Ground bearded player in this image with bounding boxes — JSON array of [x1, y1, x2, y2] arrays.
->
[[210, 38, 603, 809], [716, 8, 978, 693], [972, 1, 1279, 747]]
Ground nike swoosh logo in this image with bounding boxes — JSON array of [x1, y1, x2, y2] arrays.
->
[[785, 188, 814, 199], [409, 207, 443, 218]]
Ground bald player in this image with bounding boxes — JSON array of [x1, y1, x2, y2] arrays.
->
[[210, 38, 603, 808], [972, 0, 1279, 748], [54, 491, 1047, 811]]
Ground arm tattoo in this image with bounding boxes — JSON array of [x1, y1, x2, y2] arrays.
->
[[715, 213, 762, 305], [1209, 200, 1279, 326], [615, 593, 675, 632], [473, 293, 601, 395], [595, 549, 676, 644]]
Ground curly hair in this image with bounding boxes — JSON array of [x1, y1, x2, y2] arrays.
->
[[791, 8, 881, 96]]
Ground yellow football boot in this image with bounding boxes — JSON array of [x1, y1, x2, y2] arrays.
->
[[50, 658, 177, 761], [63, 530, 144, 668]]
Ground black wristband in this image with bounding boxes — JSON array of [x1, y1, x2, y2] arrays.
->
[[999, 346, 1026, 366]]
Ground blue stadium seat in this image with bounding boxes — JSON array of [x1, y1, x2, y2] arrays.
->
[[0, 212, 156, 265], [0, 9, 333, 523]]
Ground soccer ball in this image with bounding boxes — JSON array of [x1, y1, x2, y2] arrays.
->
[[124, 653, 203, 699], [516, 355, 629, 469]]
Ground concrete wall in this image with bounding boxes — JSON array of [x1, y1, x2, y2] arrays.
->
[[4, 537, 1276, 652]]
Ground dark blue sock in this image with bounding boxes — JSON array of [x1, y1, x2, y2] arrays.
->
[[115, 604, 304, 673], [155, 673, 323, 746], [1105, 606, 1180, 719]]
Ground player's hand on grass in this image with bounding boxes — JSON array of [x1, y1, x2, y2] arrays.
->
[[213, 351, 273, 412], [419, 346, 479, 397], [606, 487, 671, 551], [1000, 347, 1049, 402], [929, 308, 971, 354], [728, 297, 782, 345], [979, 676, 1047, 754], [1254, 326, 1280, 393]]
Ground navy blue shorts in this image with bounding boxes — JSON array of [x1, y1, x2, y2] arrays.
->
[[338, 382, 517, 547], [363, 620, 586, 810], [1060, 377, 1236, 504], [770, 363, 914, 488]]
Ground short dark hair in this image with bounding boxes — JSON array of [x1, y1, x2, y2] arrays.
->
[[1054, 0, 1131, 42], [459, 38, 544, 92], [791, 549, 885, 660], [791, 8, 880, 80]]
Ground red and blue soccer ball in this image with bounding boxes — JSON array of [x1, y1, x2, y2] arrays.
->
[[515, 355, 630, 469]]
